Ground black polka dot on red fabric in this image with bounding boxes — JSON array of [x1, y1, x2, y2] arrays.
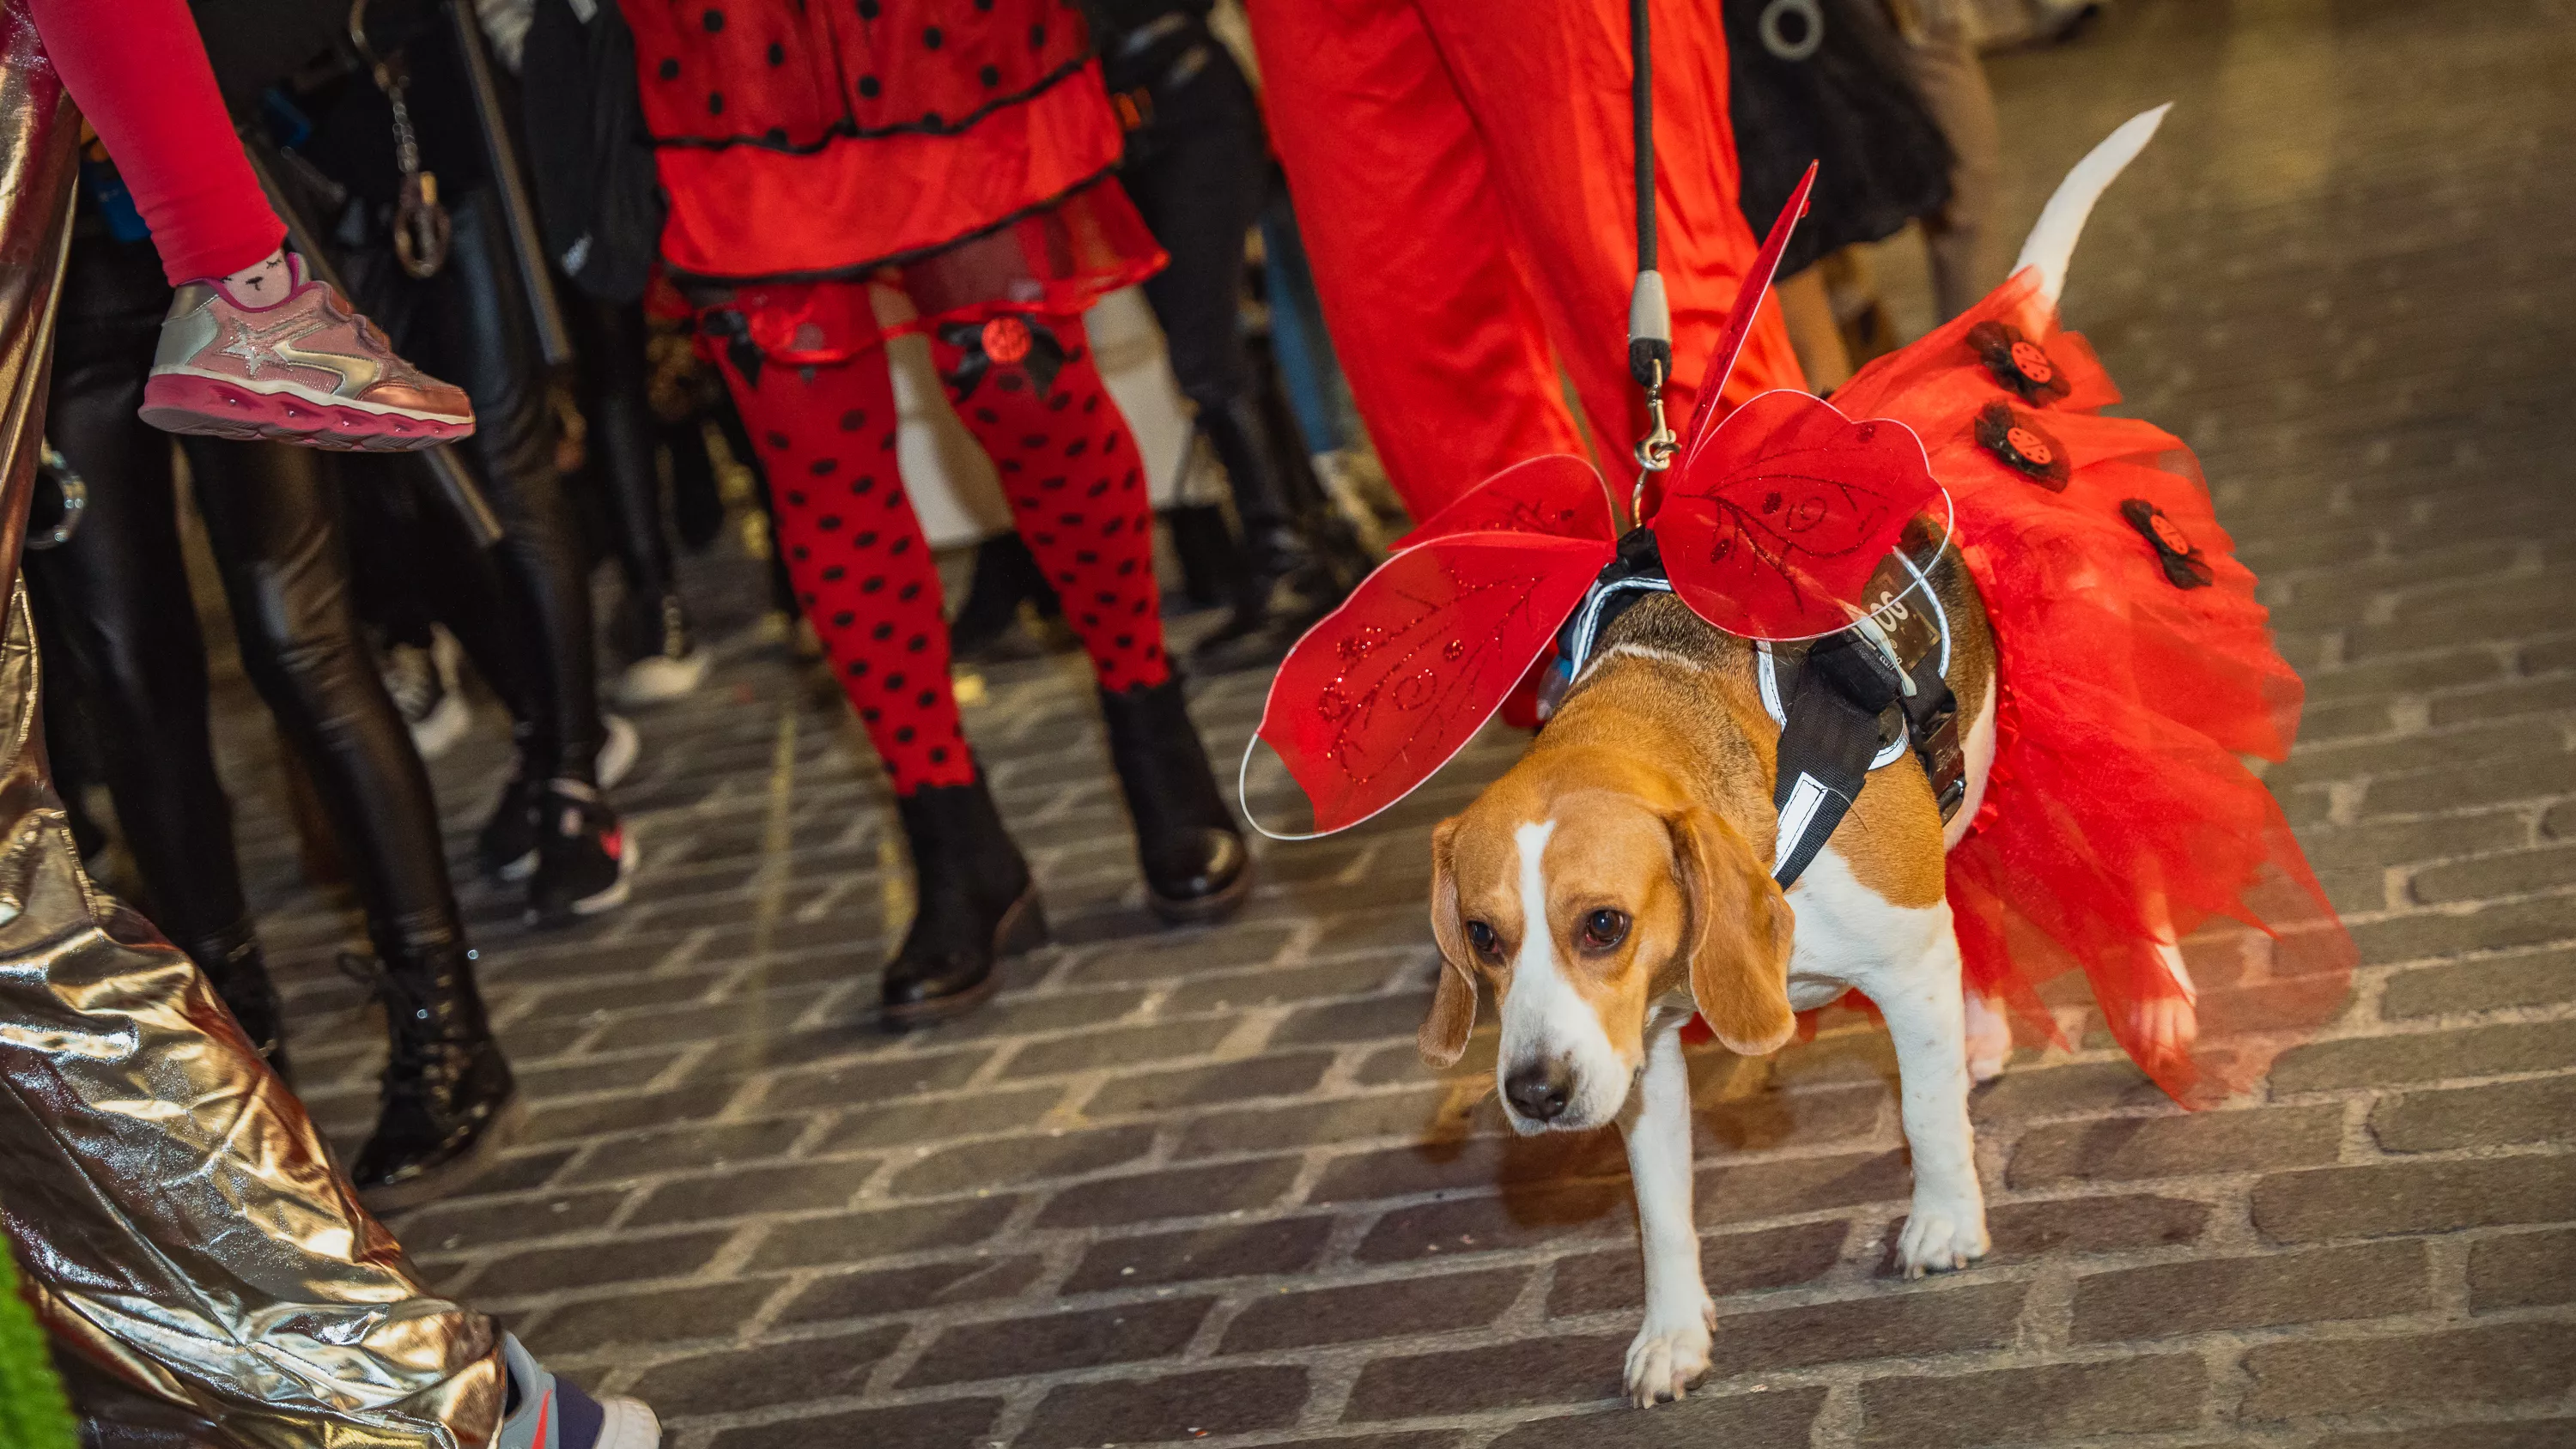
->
[[790, 545, 810, 561], [1083, 396, 1100, 414], [1048, 394, 1069, 412], [899, 581, 921, 601], [923, 26, 944, 48], [857, 530, 879, 547], [851, 476, 875, 494], [831, 610, 854, 627], [1132, 599, 1150, 615], [767, 431, 790, 449], [797, 591, 816, 606], [702, 8, 725, 31], [859, 75, 882, 98], [857, 0, 878, 16], [707, 93, 726, 115], [921, 111, 942, 126], [1020, 433, 1047, 450], [817, 514, 841, 530], [862, 706, 882, 723], [1087, 481, 1108, 498], [974, 407, 1000, 424], [657, 58, 680, 79], [885, 672, 907, 691], [980, 64, 1001, 88], [1082, 611, 1100, 627], [1103, 518, 1126, 536], [787, 489, 807, 506], [861, 576, 884, 594], [1056, 512, 1081, 526], [1041, 476, 1066, 491], [1116, 559, 1136, 575], [917, 689, 938, 707], [886, 489, 906, 506], [1057, 572, 1076, 585], [974, 0, 992, 9], [1093, 590, 1115, 605], [896, 725, 915, 743], [872, 622, 894, 640], [764, 126, 787, 144], [1115, 634, 1134, 649], [809, 458, 838, 476], [1076, 549, 1098, 564], [846, 660, 868, 677], [1066, 439, 1089, 458], [890, 537, 912, 555], [907, 635, 927, 652], [822, 565, 846, 581], [768, 41, 786, 64], [839, 409, 866, 430], [1030, 21, 1046, 48], [931, 746, 951, 763], [1035, 531, 1055, 545]]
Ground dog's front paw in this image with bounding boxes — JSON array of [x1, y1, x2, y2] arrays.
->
[[1895, 1196, 1990, 1279], [1623, 1301, 1716, 1407]]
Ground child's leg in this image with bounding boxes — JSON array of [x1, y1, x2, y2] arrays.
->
[[25, 0, 280, 288], [926, 312, 1170, 692]]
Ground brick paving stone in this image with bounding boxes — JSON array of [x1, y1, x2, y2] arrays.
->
[[2370, 1076, 2576, 1153], [1062, 1216, 1336, 1293], [2466, 1228, 2576, 1313], [1487, 1388, 1827, 1449], [1017, 1367, 1309, 1449], [775, 1254, 1048, 1325], [186, 3, 2576, 1444], [2251, 1155, 2576, 1243], [2240, 1321, 2576, 1420], [2069, 1240, 2429, 1342], [628, 1326, 909, 1417], [897, 1296, 1216, 1388], [703, 1399, 1005, 1449], [1222, 1266, 1528, 1353], [1854, 1357, 2208, 1446]]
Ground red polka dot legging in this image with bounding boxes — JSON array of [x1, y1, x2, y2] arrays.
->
[[710, 306, 1169, 793]]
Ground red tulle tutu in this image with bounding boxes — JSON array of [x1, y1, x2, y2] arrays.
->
[[1830, 270, 2354, 1106]]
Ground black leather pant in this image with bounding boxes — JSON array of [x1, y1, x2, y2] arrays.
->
[[334, 187, 605, 785], [27, 224, 466, 960], [573, 292, 674, 607]]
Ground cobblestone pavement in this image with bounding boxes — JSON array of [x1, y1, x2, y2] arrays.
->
[[218, 2, 2576, 1445]]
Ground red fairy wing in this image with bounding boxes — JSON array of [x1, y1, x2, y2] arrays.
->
[[1656, 390, 1942, 641], [1256, 531, 1614, 834], [1394, 454, 1618, 548], [1676, 162, 1819, 463]]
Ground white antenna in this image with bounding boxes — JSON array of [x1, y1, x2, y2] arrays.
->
[[2013, 104, 2172, 305]]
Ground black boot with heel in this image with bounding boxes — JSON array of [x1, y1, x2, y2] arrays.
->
[[348, 940, 519, 1210], [185, 919, 291, 1085], [882, 773, 1048, 1030], [1101, 676, 1254, 924]]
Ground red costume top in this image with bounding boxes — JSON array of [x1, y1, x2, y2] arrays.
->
[[622, 0, 1161, 352]]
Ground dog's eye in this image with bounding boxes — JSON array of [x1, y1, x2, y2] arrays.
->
[[1465, 920, 1499, 960], [1579, 909, 1631, 951]]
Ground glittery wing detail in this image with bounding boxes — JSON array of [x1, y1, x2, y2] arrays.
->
[[1653, 390, 1941, 640], [1676, 161, 1819, 463], [1394, 454, 1619, 549], [1255, 531, 1615, 834]]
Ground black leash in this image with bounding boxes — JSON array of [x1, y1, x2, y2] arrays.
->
[[1627, 0, 1677, 482]]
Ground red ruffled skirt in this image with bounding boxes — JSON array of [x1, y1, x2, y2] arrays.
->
[[1831, 270, 2355, 1107]]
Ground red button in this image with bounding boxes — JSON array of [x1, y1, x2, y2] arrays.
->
[[981, 316, 1031, 364]]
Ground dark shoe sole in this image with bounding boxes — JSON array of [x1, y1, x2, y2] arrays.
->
[[879, 886, 1049, 1031], [1146, 854, 1255, 926], [355, 1096, 527, 1215]]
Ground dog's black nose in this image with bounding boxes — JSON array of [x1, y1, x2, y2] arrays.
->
[[1504, 1061, 1575, 1123]]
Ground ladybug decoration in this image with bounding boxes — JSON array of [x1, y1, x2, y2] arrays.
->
[[1966, 320, 2072, 406], [2120, 498, 2213, 589], [937, 312, 1067, 401], [1974, 401, 2069, 489]]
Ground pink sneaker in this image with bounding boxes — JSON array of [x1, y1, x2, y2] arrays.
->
[[139, 256, 475, 451]]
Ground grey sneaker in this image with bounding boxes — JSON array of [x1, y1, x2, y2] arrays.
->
[[495, 1331, 658, 1449]]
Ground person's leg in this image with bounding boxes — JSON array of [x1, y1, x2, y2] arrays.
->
[[577, 293, 708, 702], [927, 309, 1252, 923], [22, 0, 276, 286], [1905, 9, 2008, 319], [187, 437, 518, 1208], [1419, 0, 1805, 461], [0, 32, 647, 1444], [1776, 264, 1857, 392], [1245, 0, 1585, 517], [26, 227, 285, 1069], [704, 318, 1038, 1025]]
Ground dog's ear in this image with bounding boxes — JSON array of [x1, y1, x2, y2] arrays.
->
[[1671, 807, 1797, 1055], [1421, 816, 1478, 1067]]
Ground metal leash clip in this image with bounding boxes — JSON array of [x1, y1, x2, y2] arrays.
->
[[350, 0, 451, 279]]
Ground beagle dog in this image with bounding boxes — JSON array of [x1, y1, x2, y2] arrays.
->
[[1423, 564, 2002, 1408]]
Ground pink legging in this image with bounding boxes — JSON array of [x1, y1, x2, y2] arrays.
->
[[28, 0, 283, 285]]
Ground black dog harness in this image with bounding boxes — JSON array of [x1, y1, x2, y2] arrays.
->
[[1551, 524, 1966, 888]]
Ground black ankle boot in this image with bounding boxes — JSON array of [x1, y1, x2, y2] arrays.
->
[[349, 942, 519, 1210], [1191, 397, 1321, 673], [185, 919, 291, 1085], [1099, 677, 1254, 924], [883, 774, 1047, 1029]]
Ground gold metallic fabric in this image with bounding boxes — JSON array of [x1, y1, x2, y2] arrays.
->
[[0, 4, 503, 1444]]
